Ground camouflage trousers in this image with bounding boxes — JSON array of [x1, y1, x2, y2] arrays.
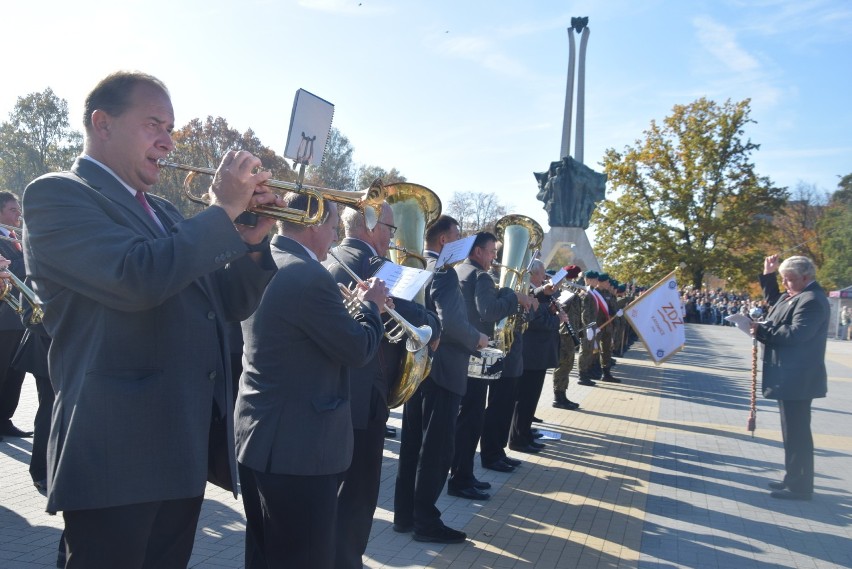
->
[[552, 333, 576, 391], [578, 328, 613, 373]]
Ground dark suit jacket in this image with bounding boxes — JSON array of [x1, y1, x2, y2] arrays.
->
[[0, 237, 25, 331], [455, 260, 517, 338], [23, 157, 275, 513], [522, 290, 560, 370], [325, 238, 439, 428], [235, 235, 383, 475], [755, 273, 830, 401], [423, 252, 481, 396]]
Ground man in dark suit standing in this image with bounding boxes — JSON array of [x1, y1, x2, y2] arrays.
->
[[23, 71, 282, 569], [325, 203, 439, 568], [236, 197, 387, 568], [752, 254, 830, 501], [448, 232, 529, 499], [393, 215, 487, 543], [510, 260, 564, 453], [0, 191, 31, 438]]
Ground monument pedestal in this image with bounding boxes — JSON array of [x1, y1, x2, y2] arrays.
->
[[541, 226, 600, 272]]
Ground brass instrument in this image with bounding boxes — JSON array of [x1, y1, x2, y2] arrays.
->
[[382, 182, 442, 407], [492, 215, 544, 353], [327, 250, 432, 352], [0, 270, 44, 324], [157, 159, 386, 230]]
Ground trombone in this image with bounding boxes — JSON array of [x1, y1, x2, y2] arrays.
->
[[327, 250, 432, 352], [0, 270, 44, 325], [157, 159, 386, 230]]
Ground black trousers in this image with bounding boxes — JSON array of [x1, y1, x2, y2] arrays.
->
[[239, 463, 339, 569], [0, 329, 25, 423], [449, 377, 488, 490], [335, 416, 386, 569], [62, 495, 203, 569], [511, 368, 547, 447], [29, 372, 53, 482], [480, 375, 519, 465], [779, 399, 814, 494], [394, 378, 461, 532]]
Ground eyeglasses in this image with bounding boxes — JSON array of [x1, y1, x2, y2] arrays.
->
[[376, 221, 397, 238]]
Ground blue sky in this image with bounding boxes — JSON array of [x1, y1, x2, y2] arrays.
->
[[3, 0, 850, 239]]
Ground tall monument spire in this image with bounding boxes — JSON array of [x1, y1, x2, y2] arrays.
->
[[560, 17, 590, 163]]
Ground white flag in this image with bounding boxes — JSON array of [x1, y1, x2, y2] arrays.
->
[[624, 270, 685, 364]]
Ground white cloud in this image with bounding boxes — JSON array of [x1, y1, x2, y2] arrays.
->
[[693, 15, 759, 73]]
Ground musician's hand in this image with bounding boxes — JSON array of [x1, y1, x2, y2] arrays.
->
[[517, 293, 533, 311], [749, 322, 759, 336], [385, 297, 396, 311], [209, 150, 273, 221], [763, 254, 781, 275], [558, 311, 569, 325], [235, 191, 285, 247], [542, 283, 556, 295], [476, 333, 489, 350], [530, 296, 539, 311], [359, 277, 389, 312], [0, 255, 9, 273]]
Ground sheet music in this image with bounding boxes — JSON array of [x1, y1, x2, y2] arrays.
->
[[550, 267, 568, 286], [284, 89, 334, 166], [724, 313, 753, 336], [372, 261, 433, 302], [557, 289, 577, 304], [435, 235, 475, 269]]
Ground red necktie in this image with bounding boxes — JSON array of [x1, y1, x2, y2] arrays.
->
[[135, 192, 164, 233], [8, 230, 21, 252]]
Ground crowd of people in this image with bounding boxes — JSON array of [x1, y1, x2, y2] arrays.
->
[[0, 70, 831, 568], [681, 288, 768, 326]]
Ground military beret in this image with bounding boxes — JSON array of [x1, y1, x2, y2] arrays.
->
[[584, 270, 599, 279], [564, 265, 582, 279], [597, 272, 610, 281]]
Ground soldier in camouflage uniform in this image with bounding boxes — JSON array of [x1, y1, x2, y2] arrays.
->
[[595, 273, 620, 383], [578, 270, 606, 385], [551, 265, 583, 409]]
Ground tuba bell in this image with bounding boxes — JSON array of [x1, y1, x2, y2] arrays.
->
[[383, 182, 443, 408], [492, 214, 544, 354]]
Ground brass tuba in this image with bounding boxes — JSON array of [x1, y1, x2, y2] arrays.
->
[[383, 182, 442, 408], [492, 214, 544, 353]]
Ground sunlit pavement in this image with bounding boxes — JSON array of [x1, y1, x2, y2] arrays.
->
[[2, 324, 851, 568]]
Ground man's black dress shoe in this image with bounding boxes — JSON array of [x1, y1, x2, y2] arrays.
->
[[577, 379, 596, 386], [767, 481, 786, 491], [472, 478, 491, 490], [1, 423, 33, 438], [531, 416, 543, 423], [385, 426, 397, 439], [33, 479, 48, 494], [392, 522, 413, 533], [509, 443, 541, 454], [529, 440, 546, 450], [503, 456, 522, 467], [770, 489, 812, 501], [413, 524, 467, 544], [447, 486, 490, 500], [483, 459, 515, 473]]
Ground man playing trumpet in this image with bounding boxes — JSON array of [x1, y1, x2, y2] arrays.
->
[[235, 196, 387, 568]]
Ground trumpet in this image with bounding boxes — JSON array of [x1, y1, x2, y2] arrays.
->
[[157, 159, 386, 230], [327, 250, 432, 352], [0, 270, 43, 324]]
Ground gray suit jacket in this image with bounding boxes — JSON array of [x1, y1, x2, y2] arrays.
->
[[324, 239, 439, 427], [428, 257, 497, 395], [23, 157, 275, 513], [235, 235, 384, 475], [755, 273, 830, 401]]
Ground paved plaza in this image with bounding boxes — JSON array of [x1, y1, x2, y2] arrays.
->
[[1, 324, 851, 568]]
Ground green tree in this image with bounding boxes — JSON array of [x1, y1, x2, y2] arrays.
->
[[594, 98, 787, 289], [0, 88, 82, 193], [356, 165, 406, 190], [817, 174, 852, 289], [159, 116, 292, 216], [307, 127, 355, 191]]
